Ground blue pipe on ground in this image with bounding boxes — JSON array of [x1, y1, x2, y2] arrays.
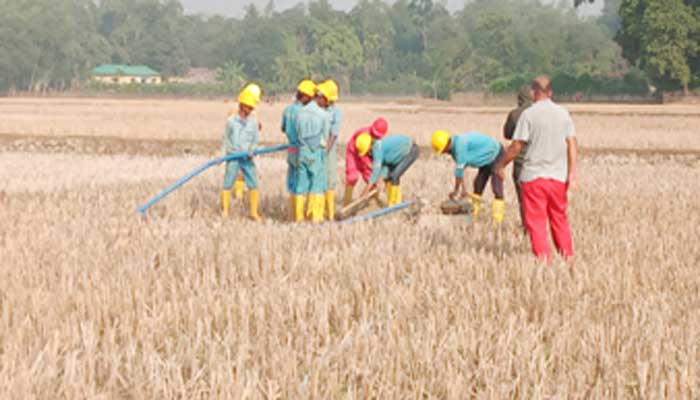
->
[[338, 200, 414, 225], [137, 144, 288, 215]]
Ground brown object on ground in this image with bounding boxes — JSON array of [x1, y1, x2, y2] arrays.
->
[[440, 198, 473, 215], [337, 188, 381, 220]]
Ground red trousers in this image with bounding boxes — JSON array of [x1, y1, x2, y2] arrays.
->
[[521, 178, 574, 263]]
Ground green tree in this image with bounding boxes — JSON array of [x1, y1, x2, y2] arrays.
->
[[223, 7, 286, 83], [309, 21, 364, 93], [351, 0, 394, 80], [619, 0, 699, 93], [408, 0, 444, 51], [273, 35, 312, 93], [424, 8, 473, 98], [0, 0, 108, 92], [97, 0, 190, 77], [599, 0, 623, 34], [0, 0, 657, 97], [216, 61, 246, 89], [308, 0, 340, 23]]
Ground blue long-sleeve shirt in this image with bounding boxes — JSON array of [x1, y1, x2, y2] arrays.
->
[[296, 100, 330, 151], [369, 134, 413, 184], [281, 101, 302, 147], [223, 115, 259, 155], [450, 133, 500, 178]]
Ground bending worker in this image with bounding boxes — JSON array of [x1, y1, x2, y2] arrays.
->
[[357, 133, 419, 206], [294, 85, 331, 223], [230, 83, 263, 200], [315, 80, 342, 220], [431, 130, 506, 224], [343, 118, 389, 206], [281, 79, 316, 220], [221, 87, 262, 221]]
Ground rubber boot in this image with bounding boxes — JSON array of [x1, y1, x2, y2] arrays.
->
[[469, 194, 482, 218], [394, 185, 402, 205], [343, 185, 354, 207], [249, 189, 261, 221], [288, 194, 296, 222], [294, 195, 306, 223], [492, 199, 506, 225], [386, 183, 395, 206], [309, 194, 325, 223], [221, 190, 231, 217], [234, 178, 245, 200], [325, 190, 336, 221]]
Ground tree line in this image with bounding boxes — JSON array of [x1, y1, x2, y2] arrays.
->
[[0, 0, 698, 98]]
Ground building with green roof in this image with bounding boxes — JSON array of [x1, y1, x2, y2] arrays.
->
[[91, 64, 162, 85]]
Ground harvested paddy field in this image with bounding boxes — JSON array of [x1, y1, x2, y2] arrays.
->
[[1, 97, 699, 398]]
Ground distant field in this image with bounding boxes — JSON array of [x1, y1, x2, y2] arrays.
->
[[1, 97, 699, 151], [0, 97, 699, 397]]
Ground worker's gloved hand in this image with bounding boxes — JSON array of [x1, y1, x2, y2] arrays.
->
[[247, 150, 255, 159]]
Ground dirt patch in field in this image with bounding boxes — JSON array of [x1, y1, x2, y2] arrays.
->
[[370, 105, 700, 119], [2, 133, 698, 165], [0, 133, 219, 157]]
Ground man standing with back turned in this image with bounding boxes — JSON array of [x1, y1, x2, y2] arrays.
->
[[497, 76, 578, 265]]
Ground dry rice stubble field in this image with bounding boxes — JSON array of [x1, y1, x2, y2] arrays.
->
[[1, 98, 699, 398]]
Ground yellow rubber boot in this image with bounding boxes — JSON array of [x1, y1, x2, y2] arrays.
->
[[233, 178, 245, 200], [343, 185, 354, 207], [492, 199, 506, 225], [325, 190, 336, 221], [469, 194, 482, 218], [288, 194, 296, 221], [394, 185, 402, 205], [249, 189, 261, 221], [306, 195, 313, 219], [294, 195, 306, 223], [309, 194, 325, 223], [221, 190, 231, 217], [385, 183, 395, 206]]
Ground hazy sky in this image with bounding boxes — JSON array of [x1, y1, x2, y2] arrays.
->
[[180, 0, 603, 17]]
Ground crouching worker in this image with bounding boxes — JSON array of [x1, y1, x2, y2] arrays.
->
[[221, 89, 262, 221], [431, 130, 506, 224], [294, 91, 331, 223], [357, 134, 419, 206], [343, 117, 389, 206]]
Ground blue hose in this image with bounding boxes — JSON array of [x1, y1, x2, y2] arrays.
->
[[137, 144, 288, 215], [338, 200, 414, 225]]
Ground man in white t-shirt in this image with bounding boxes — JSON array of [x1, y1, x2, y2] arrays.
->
[[497, 76, 579, 264]]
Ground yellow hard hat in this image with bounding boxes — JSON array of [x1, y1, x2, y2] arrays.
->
[[355, 133, 372, 157], [431, 130, 450, 154], [297, 79, 316, 98], [238, 90, 258, 109], [243, 83, 262, 101], [317, 80, 339, 103]]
